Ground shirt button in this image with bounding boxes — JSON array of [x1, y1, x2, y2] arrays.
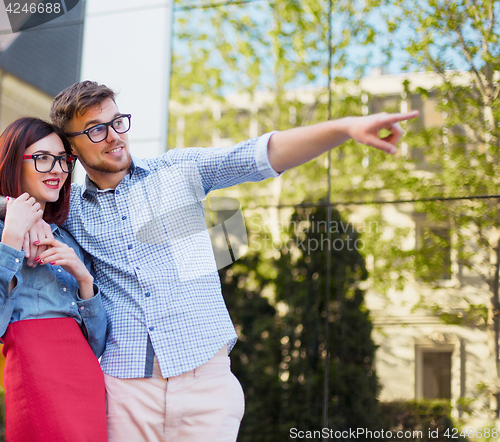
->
[[116, 190, 120, 195], [149, 326, 154, 331], [128, 244, 133, 249], [122, 216, 127, 220], [63, 288, 67, 292], [58, 269, 62, 273], [80, 306, 85, 311], [71, 302, 75, 306], [15, 258, 20, 263], [145, 293, 150, 297], [136, 266, 140, 270]]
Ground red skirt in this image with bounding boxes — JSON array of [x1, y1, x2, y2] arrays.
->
[[2, 318, 108, 442]]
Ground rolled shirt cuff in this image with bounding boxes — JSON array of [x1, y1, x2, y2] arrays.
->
[[255, 131, 285, 178], [0, 242, 24, 273], [76, 285, 103, 317]]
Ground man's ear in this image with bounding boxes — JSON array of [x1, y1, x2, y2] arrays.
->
[[69, 140, 78, 156]]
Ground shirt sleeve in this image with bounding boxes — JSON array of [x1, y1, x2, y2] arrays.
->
[[0, 243, 24, 337], [77, 285, 107, 358], [76, 246, 107, 358], [166, 132, 283, 196]]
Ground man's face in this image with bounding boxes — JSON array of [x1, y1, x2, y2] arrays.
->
[[68, 98, 132, 177]]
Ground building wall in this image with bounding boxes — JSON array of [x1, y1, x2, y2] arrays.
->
[[0, 69, 52, 131], [368, 285, 491, 414]]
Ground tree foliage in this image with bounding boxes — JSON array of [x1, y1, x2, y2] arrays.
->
[[171, 0, 500, 429], [220, 206, 380, 440], [376, 0, 500, 398]]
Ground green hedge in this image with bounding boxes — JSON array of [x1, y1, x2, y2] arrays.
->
[[379, 400, 467, 442]]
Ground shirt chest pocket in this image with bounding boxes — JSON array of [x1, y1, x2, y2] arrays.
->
[[21, 265, 55, 291], [22, 265, 77, 295]]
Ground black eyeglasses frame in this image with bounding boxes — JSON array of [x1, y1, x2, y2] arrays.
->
[[66, 114, 132, 143], [23, 153, 76, 173]]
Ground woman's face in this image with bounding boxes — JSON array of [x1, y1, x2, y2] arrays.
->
[[20, 133, 69, 210]]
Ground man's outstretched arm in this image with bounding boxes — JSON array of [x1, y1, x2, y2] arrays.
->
[[0, 112, 418, 218], [267, 111, 419, 173]]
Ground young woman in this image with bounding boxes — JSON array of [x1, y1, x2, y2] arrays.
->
[[0, 117, 108, 441]]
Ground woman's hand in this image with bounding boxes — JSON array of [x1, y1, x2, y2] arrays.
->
[[36, 238, 95, 300], [24, 218, 53, 266], [1, 193, 43, 251]]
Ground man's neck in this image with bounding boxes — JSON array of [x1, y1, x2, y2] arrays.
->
[[86, 169, 129, 191]]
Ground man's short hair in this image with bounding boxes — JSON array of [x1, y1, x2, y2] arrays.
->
[[50, 80, 116, 131]]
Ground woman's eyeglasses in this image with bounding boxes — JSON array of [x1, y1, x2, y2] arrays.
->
[[23, 153, 76, 173]]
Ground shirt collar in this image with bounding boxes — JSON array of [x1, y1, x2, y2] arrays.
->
[[130, 155, 151, 177], [82, 175, 99, 196], [51, 224, 62, 236], [81, 155, 150, 198]]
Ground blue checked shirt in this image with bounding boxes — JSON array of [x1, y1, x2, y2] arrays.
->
[[63, 132, 279, 378]]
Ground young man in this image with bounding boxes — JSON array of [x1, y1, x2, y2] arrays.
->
[[12, 81, 418, 441]]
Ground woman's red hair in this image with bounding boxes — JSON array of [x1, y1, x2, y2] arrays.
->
[[0, 117, 73, 226]]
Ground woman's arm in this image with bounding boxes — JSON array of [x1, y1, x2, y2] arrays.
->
[[0, 196, 53, 267], [1, 194, 43, 252], [0, 195, 44, 336], [1, 193, 42, 290], [77, 286, 107, 358], [78, 250, 108, 358], [36, 238, 107, 357], [0, 243, 24, 338]]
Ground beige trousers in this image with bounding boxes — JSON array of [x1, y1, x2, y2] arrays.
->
[[104, 347, 245, 442]]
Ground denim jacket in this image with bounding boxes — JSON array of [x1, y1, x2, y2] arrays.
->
[[0, 221, 107, 358]]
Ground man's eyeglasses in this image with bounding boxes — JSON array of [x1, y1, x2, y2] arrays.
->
[[66, 114, 132, 143], [23, 153, 76, 173]]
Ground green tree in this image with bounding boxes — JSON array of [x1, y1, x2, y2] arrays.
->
[[170, 0, 380, 150], [370, 0, 500, 412], [219, 205, 380, 440], [219, 254, 283, 441], [273, 205, 380, 437], [172, 0, 490, 431]]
